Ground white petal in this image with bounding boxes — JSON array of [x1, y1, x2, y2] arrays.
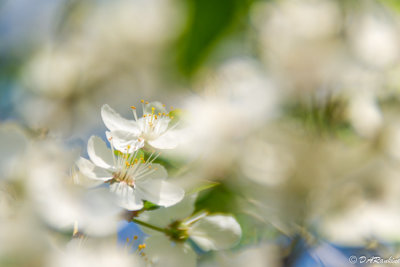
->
[[189, 215, 242, 251], [101, 104, 140, 133], [136, 179, 184, 207], [153, 117, 171, 135], [137, 194, 197, 231], [148, 129, 180, 149], [137, 116, 170, 137], [137, 163, 168, 181], [76, 157, 113, 181], [144, 235, 196, 267], [106, 131, 144, 153], [110, 182, 143, 211], [87, 136, 114, 169], [144, 101, 168, 115]]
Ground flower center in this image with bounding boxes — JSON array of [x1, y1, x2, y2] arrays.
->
[[130, 101, 174, 140], [112, 171, 135, 187], [166, 221, 189, 242], [107, 138, 162, 188]]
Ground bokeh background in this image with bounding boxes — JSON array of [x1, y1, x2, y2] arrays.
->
[[2, 0, 400, 266]]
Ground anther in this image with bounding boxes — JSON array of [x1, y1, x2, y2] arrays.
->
[[131, 106, 136, 110]]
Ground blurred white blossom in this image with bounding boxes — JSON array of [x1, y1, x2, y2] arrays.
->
[[0, 123, 29, 180], [46, 239, 142, 267]]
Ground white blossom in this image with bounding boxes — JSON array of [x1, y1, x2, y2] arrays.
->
[[101, 101, 181, 152], [77, 136, 184, 210]]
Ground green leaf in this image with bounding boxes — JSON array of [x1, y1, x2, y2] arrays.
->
[[143, 200, 161, 211], [177, 0, 254, 76], [194, 183, 278, 247], [235, 213, 279, 248], [194, 183, 237, 213], [187, 181, 220, 195]]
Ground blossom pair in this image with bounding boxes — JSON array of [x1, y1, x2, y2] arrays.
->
[[77, 102, 183, 210]]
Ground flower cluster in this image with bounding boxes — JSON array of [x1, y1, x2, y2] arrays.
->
[[77, 101, 242, 266]]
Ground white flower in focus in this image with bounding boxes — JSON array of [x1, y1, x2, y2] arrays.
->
[[101, 101, 180, 152], [77, 136, 184, 210], [137, 195, 242, 267]]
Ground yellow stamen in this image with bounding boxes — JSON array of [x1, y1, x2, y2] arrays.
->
[[141, 100, 145, 103], [130, 106, 136, 110]]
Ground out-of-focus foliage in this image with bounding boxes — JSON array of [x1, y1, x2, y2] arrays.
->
[[177, 0, 254, 76]]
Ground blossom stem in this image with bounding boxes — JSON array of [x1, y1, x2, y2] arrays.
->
[[132, 219, 168, 234]]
